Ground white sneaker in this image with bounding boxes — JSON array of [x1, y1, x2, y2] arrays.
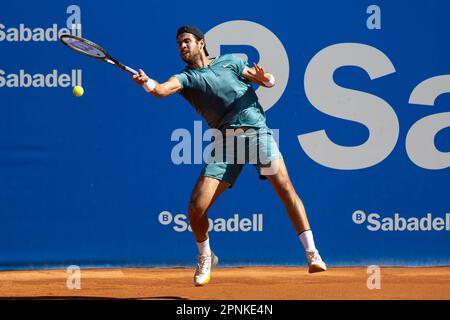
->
[[306, 250, 327, 273], [194, 252, 219, 287]]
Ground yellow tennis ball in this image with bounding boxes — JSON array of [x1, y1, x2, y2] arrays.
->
[[73, 86, 84, 97]]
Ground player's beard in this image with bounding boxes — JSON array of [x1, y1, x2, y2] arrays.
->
[[181, 48, 202, 65]]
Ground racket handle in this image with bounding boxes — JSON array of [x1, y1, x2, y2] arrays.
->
[[124, 66, 138, 75]]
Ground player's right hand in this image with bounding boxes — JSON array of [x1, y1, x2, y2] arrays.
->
[[132, 69, 149, 85]]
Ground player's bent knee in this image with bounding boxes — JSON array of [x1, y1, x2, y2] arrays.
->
[[188, 201, 207, 218]]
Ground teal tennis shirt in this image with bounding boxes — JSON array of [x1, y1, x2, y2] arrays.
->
[[174, 54, 267, 129]]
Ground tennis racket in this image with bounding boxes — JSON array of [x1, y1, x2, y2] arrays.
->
[[60, 34, 138, 75]]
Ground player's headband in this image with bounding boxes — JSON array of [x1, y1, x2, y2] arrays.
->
[[176, 26, 209, 56]]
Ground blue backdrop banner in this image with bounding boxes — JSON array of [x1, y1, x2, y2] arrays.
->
[[0, 0, 449, 269]]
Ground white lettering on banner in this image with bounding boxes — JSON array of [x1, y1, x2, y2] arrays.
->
[[170, 121, 280, 166], [407, 75, 450, 170], [300, 43, 450, 170], [301, 43, 399, 170], [352, 210, 450, 232], [0, 24, 78, 42], [366, 5, 382, 30], [0, 69, 82, 88], [205, 20, 289, 111], [66, 5, 82, 35], [171, 128, 192, 165], [158, 211, 263, 233], [0, 5, 81, 42]]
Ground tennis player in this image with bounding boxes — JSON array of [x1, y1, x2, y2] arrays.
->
[[132, 26, 327, 286]]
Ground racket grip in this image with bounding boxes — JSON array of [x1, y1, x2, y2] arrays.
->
[[125, 66, 138, 75]]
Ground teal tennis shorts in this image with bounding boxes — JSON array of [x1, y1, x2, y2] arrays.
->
[[201, 127, 282, 187]]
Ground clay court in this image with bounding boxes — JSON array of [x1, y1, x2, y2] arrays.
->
[[1, 267, 449, 300]]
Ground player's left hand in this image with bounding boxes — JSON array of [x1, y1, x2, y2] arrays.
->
[[247, 63, 271, 83]]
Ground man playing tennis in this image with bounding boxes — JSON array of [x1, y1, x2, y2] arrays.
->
[[132, 26, 327, 286]]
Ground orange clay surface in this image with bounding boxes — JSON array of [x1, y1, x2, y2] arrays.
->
[[0, 267, 449, 300]]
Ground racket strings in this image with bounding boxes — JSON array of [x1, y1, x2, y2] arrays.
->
[[61, 35, 106, 58]]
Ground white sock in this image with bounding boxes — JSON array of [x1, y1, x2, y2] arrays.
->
[[299, 230, 317, 252], [197, 238, 212, 256]]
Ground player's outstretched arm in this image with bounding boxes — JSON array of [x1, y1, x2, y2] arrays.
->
[[242, 63, 276, 88], [132, 69, 182, 97]]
